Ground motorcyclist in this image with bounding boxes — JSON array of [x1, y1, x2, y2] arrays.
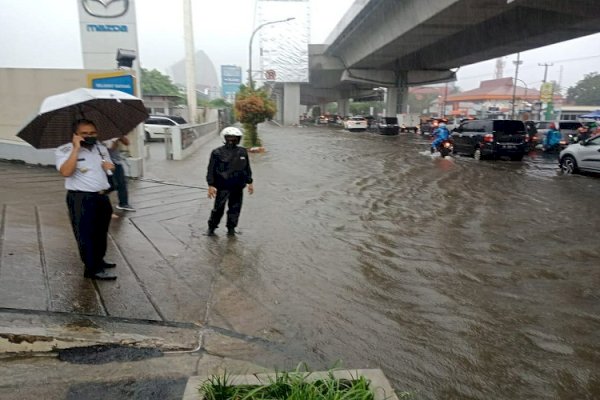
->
[[576, 124, 590, 143], [543, 123, 561, 151], [431, 122, 450, 154]]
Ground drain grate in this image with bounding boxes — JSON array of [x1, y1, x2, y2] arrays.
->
[[58, 344, 163, 364]]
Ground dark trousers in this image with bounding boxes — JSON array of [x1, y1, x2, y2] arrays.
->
[[66, 191, 113, 274], [208, 187, 244, 230], [113, 164, 129, 207]]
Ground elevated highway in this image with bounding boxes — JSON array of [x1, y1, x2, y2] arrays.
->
[[274, 0, 600, 123]]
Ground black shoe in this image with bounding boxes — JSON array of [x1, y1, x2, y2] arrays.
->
[[102, 261, 116, 269], [84, 270, 117, 280], [205, 228, 216, 236], [227, 228, 236, 236]]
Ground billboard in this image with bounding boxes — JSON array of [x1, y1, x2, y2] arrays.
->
[[78, 0, 140, 70], [257, 0, 309, 83], [221, 65, 242, 99]]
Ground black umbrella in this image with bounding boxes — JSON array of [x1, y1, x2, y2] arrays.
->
[[17, 88, 149, 149]]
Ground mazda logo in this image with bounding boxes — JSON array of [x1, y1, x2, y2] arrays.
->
[[82, 0, 129, 18]]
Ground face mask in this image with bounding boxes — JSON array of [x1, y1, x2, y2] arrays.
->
[[224, 136, 239, 147], [82, 136, 97, 146]]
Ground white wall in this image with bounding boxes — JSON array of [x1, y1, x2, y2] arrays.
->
[[0, 68, 106, 165]]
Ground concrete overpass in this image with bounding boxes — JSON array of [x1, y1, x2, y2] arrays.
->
[[274, 0, 600, 124]]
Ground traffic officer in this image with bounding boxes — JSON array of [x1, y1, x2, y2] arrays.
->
[[55, 119, 117, 280], [206, 127, 254, 236]]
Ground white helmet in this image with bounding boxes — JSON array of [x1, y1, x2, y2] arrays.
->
[[220, 127, 243, 143]]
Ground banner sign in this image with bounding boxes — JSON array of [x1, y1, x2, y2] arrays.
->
[[87, 71, 135, 95]]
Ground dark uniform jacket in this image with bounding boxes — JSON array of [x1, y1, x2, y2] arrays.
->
[[207, 145, 253, 189]]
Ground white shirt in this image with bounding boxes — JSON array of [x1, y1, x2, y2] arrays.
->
[[55, 143, 113, 192]]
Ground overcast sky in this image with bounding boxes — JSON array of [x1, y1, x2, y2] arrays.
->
[[1, 0, 598, 94]]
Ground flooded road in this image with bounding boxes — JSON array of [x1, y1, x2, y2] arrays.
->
[[151, 124, 600, 399]]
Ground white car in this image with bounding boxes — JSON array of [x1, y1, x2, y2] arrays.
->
[[144, 115, 187, 141], [559, 134, 600, 174], [344, 116, 367, 132]]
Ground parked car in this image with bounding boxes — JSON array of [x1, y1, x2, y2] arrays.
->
[[536, 120, 583, 149], [144, 115, 187, 141], [451, 119, 527, 160], [559, 134, 600, 174], [344, 116, 368, 132], [377, 117, 400, 135]]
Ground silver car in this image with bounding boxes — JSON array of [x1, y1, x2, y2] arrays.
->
[[559, 134, 600, 174]]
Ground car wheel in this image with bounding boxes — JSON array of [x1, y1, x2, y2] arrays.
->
[[473, 148, 481, 160], [560, 155, 578, 174]]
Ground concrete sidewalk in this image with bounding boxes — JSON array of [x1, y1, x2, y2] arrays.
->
[[0, 130, 271, 398]]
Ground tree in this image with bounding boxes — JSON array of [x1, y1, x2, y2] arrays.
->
[[566, 72, 600, 105], [140, 68, 183, 100], [407, 92, 438, 115], [234, 85, 276, 148]]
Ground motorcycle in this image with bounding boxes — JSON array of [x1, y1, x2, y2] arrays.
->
[[436, 139, 454, 157]]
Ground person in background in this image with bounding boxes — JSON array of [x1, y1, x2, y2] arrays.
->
[[104, 134, 135, 212], [430, 122, 450, 154], [576, 124, 590, 143], [55, 119, 117, 280], [205, 127, 254, 236], [543, 123, 561, 151]]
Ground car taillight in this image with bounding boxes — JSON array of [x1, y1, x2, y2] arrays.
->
[[483, 133, 494, 143]]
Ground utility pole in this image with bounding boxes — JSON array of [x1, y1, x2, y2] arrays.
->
[[538, 62, 553, 83], [183, 0, 197, 123], [511, 53, 522, 119]]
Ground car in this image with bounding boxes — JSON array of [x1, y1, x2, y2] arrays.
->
[[450, 119, 527, 160], [344, 116, 368, 132], [144, 115, 187, 141], [559, 134, 600, 174], [536, 120, 583, 149], [376, 117, 399, 135]]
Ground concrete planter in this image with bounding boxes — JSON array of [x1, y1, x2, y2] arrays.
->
[[182, 368, 400, 400]]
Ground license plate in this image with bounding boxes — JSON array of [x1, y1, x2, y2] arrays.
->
[[502, 144, 516, 149]]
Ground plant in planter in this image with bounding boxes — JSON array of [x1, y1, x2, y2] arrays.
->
[[195, 364, 411, 400], [234, 85, 276, 150]]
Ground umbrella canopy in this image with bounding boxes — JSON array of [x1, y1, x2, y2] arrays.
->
[[578, 110, 600, 119], [17, 88, 149, 149]]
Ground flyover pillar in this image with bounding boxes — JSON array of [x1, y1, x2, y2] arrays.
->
[[385, 88, 397, 117], [283, 83, 301, 125], [337, 99, 349, 116], [395, 70, 409, 114]]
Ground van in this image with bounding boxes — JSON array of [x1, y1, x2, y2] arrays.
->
[[536, 120, 583, 148], [144, 115, 187, 141], [451, 119, 527, 160]]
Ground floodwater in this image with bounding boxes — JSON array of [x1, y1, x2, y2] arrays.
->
[[153, 124, 600, 399]]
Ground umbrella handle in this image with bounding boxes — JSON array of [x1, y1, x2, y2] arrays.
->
[[96, 145, 113, 176]]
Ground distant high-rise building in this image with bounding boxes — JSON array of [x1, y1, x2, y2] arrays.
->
[[494, 57, 505, 79], [169, 50, 220, 100]]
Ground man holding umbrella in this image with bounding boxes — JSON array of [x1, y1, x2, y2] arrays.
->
[[18, 88, 149, 281], [56, 119, 118, 280]]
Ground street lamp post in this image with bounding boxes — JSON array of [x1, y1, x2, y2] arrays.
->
[[248, 17, 295, 89]]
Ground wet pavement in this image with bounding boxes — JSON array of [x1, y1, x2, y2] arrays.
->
[[1, 123, 599, 399]]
